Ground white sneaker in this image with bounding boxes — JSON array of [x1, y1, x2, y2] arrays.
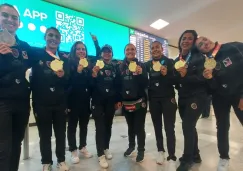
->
[[80, 147, 93, 158], [57, 162, 69, 171], [43, 164, 52, 171], [104, 149, 113, 160], [71, 150, 80, 164], [166, 160, 177, 171], [156, 151, 165, 165], [217, 158, 229, 171], [98, 155, 109, 168]]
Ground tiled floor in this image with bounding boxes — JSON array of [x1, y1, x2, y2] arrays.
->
[[19, 109, 243, 171]]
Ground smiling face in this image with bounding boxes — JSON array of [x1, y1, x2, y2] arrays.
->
[[125, 44, 136, 60], [45, 29, 61, 50], [75, 43, 86, 59], [151, 41, 163, 60], [195, 36, 215, 53], [180, 32, 195, 53], [0, 5, 20, 34]]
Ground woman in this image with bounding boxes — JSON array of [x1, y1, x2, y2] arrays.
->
[[31, 27, 69, 171], [118, 43, 148, 163], [0, 3, 32, 171], [67, 41, 93, 164], [196, 36, 243, 171], [145, 41, 177, 168], [91, 44, 120, 168], [174, 30, 207, 171]]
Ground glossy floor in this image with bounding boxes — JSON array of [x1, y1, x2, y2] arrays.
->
[[19, 110, 243, 171]]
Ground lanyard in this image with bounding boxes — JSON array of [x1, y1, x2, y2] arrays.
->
[[208, 44, 221, 58], [179, 51, 191, 63]]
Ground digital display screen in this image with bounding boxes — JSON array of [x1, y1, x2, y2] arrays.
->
[[3, 0, 129, 59], [129, 29, 169, 62]]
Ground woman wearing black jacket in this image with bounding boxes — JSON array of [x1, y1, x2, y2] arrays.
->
[[67, 41, 93, 164], [196, 37, 243, 171], [31, 27, 69, 171], [117, 43, 148, 163], [174, 30, 207, 171]]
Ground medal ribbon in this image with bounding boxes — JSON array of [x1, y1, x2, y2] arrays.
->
[[179, 51, 191, 64], [208, 44, 221, 58]]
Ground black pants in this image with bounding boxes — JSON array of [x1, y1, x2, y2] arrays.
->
[[123, 103, 147, 152], [0, 100, 30, 171], [178, 95, 206, 163], [67, 102, 91, 152], [149, 97, 177, 158], [34, 104, 66, 164], [212, 94, 243, 159], [202, 95, 212, 118], [91, 99, 115, 157]]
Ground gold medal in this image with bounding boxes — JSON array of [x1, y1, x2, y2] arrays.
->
[[174, 60, 186, 69], [152, 61, 162, 71], [204, 58, 217, 69], [50, 59, 64, 71], [79, 58, 88, 68], [96, 60, 105, 69], [0, 29, 16, 46], [128, 61, 137, 72]]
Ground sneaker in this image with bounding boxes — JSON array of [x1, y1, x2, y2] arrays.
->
[[80, 147, 93, 158], [136, 151, 144, 163], [176, 162, 192, 171], [57, 162, 69, 171], [71, 150, 80, 164], [156, 151, 165, 165], [98, 155, 109, 168], [217, 158, 229, 171], [167, 160, 177, 171], [104, 149, 112, 160], [179, 154, 202, 163], [43, 164, 52, 171], [124, 147, 135, 157]]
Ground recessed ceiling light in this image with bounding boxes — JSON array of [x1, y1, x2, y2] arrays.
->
[[150, 19, 169, 30]]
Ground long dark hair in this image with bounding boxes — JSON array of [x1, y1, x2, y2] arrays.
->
[[69, 41, 88, 64], [178, 30, 198, 54]]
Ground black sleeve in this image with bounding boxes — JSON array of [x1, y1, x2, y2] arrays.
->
[[94, 40, 101, 58], [134, 63, 148, 89]]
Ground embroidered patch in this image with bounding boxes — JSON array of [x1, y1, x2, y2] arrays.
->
[[105, 70, 111, 76], [223, 57, 232, 67], [11, 48, 19, 58], [191, 103, 197, 109], [141, 102, 146, 108], [171, 98, 176, 104], [39, 60, 43, 65], [22, 51, 28, 59]]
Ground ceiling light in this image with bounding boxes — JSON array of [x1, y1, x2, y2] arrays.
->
[[150, 19, 169, 30]]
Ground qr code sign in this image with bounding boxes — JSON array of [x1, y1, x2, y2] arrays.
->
[[55, 11, 85, 44]]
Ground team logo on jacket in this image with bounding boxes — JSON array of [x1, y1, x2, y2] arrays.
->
[[39, 60, 43, 65], [106, 89, 109, 92], [11, 48, 19, 58], [126, 91, 129, 94], [126, 69, 129, 75], [141, 102, 146, 108], [155, 83, 159, 87], [171, 98, 176, 104], [223, 57, 232, 67], [22, 51, 28, 59], [191, 103, 197, 110], [46, 61, 51, 68], [50, 87, 55, 92], [15, 79, 20, 84], [105, 70, 111, 76]]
